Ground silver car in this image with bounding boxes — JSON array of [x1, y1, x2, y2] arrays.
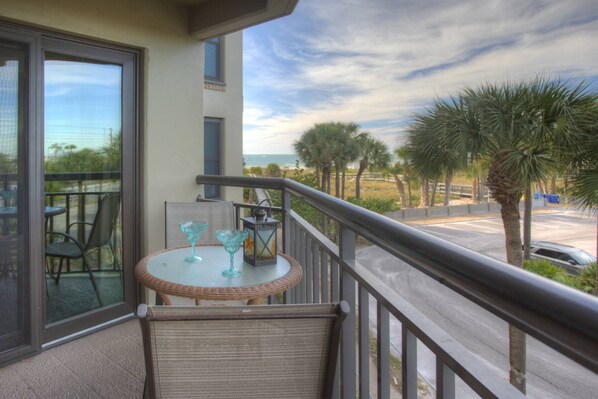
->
[[528, 241, 596, 276]]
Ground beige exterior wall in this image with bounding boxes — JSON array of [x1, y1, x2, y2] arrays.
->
[[1, 0, 244, 255], [203, 32, 244, 204]]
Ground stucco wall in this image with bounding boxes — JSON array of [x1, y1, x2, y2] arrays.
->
[[1, 0, 243, 255], [203, 32, 244, 204]]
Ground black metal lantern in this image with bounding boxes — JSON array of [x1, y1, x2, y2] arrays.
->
[[242, 199, 279, 266]]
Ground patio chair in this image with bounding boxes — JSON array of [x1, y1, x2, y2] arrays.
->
[[138, 301, 349, 399], [45, 193, 121, 307], [165, 200, 234, 247], [0, 188, 17, 207]]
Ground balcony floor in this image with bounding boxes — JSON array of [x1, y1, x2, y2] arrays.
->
[[0, 319, 144, 398]]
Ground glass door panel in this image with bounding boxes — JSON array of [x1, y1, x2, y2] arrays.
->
[[0, 41, 29, 353], [43, 53, 123, 324]]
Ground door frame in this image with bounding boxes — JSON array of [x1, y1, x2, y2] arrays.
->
[[0, 25, 43, 367], [0, 22, 141, 365]]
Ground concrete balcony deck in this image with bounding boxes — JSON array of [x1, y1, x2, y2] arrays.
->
[[0, 319, 143, 398]]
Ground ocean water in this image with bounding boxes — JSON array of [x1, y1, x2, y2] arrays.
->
[[244, 154, 303, 168]]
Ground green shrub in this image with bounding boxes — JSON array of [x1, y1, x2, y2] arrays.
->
[[552, 273, 581, 290], [265, 163, 282, 177], [346, 197, 399, 214], [578, 262, 596, 294], [248, 166, 263, 176], [289, 162, 319, 188], [243, 187, 251, 202], [523, 259, 565, 279], [523, 259, 591, 291]]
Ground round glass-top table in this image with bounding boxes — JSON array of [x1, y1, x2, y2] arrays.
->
[[0, 206, 66, 218], [135, 245, 303, 305]]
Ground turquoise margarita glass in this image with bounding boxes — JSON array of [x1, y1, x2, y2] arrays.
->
[[179, 221, 209, 262], [216, 229, 248, 277]]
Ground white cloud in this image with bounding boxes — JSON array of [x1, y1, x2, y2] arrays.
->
[[243, 0, 598, 153], [45, 61, 122, 87]]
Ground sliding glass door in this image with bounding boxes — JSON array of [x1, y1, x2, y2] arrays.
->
[[0, 25, 139, 364], [44, 51, 124, 324], [0, 38, 31, 359], [41, 38, 138, 343]]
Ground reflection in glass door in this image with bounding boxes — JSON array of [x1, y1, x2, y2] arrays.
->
[[44, 53, 123, 324], [0, 41, 29, 354]]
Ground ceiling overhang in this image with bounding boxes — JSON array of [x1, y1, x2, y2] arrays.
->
[[167, 0, 298, 40]]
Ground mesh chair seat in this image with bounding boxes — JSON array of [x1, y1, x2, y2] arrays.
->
[[45, 241, 83, 258], [139, 302, 349, 399]]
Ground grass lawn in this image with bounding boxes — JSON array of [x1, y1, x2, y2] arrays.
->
[[278, 168, 477, 207]]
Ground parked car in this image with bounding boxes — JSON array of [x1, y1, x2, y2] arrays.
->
[[527, 241, 596, 276]]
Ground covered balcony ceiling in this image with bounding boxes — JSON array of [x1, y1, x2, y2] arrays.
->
[[166, 0, 298, 39]]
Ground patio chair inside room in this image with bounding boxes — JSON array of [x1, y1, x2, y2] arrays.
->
[[164, 200, 235, 247], [138, 301, 349, 399], [45, 192, 121, 307]]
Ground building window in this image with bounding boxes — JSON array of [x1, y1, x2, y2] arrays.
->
[[204, 118, 222, 199], [204, 37, 221, 82]]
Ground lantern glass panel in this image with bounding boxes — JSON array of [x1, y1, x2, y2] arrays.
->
[[243, 228, 255, 259], [256, 227, 276, 261]]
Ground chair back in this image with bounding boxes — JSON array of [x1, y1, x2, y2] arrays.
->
[[165, 201, 234, 247], [138, 302, 349, 399], [85, 193, 121, 251], [0, 189, 16, 207]]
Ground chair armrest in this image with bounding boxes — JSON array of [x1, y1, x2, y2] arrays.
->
[[137, 304, 148, 318], [45, 231, 86, 253], [66, 221, 93, 233]]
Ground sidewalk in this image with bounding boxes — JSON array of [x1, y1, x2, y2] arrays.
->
[[401, 205, 565, 226]]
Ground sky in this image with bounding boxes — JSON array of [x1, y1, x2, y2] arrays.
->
[[44, 60, 122, 155], [1, 56, 121, 160], [242, 0, 598, 154]]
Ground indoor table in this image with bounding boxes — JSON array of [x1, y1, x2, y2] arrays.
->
[[0, 206, 66, 219], [0, 206, 66, 234]]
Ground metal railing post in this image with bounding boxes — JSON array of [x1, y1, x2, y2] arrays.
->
[[436, 360, 456, 399], [377, 304, 390, 399], [282, 189, 291, 255], [358, 286, 370, 397], [340, 225, 356, 399], [402, 328, 418, 399]]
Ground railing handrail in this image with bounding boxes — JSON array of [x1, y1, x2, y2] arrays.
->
[[44, 171, 121, 181], [1, 171, 121, 180], [196, 174, 598, 373]]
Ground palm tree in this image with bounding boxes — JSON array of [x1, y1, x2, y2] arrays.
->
[[329, 122, 360, 198], [406, 78, 597, 393], [464, 158, 489, 203], [294, 124, 335, 193], [570, 168, 598, 293], [355, 134, 391, 199], [393, 146, 415, 208], [560, 89, 598, 293], [407, 112, 445, 207], [431, 98, 474, 206], [296, 122, 364, 198]]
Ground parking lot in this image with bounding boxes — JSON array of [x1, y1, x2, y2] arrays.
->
[[359, 206, 597, 398], [410, 207, 596, 262]]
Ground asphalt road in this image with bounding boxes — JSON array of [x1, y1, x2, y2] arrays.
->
[[358, 208, 597, 398]]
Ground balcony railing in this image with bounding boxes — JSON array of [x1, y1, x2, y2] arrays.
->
[[44, 172, 121, 273], [197, 174, 598, 399]]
